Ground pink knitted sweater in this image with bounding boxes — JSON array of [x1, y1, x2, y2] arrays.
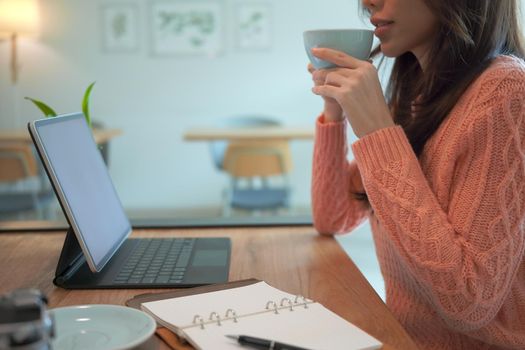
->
[[312, 56, 525, 349]]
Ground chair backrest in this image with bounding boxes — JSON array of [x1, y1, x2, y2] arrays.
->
[[0, 142, 38, 182], [222, 140, 292, 178], [209, 116, 282, 170]]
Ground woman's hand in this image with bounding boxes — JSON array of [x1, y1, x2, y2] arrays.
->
[[308, 63, 344, 122], [310, 48, 394, 138]]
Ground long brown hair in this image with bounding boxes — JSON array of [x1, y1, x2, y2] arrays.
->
[[355, 0, 525, 203]]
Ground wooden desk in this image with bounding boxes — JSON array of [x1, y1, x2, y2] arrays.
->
[[0, 128, 122, 145], [0, 227, 417, 350], [184, 126, 314, 141]]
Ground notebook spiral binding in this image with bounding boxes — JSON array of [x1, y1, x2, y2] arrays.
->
[[209, 311, 222, 326], [265, 300, 279, 314], [190, 294, 312, 330], [280, 297, 294, 311], [225, 308, 238, 322], [294, 295, 309, 308], [192, 315, 205, 330]]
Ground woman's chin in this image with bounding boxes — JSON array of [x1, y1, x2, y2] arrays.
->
[[379, 44, 402, 58], [379, 42, 414, 58]]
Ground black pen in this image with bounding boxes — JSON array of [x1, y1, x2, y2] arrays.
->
[[226, 334, 312, 350]]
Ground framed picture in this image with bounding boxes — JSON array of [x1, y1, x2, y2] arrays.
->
[[149, 0, 224, 56], [234, 3, 272, 50], [101, 4, 139, 52]]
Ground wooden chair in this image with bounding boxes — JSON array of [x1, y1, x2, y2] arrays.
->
[[0, 142, 55, 219], [222, 139, 292, 214], [208, 116, 282, 171], [0, 142, 38, 181]]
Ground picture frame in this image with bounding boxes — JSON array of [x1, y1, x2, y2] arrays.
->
[[101, 3, 139, 53], [234, 3, 272, 50], [149, 0, 224, 56]]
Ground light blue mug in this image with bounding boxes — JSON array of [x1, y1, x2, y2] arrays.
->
[[304, 29, 374, 69]]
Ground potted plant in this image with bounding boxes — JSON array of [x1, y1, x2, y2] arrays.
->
[[25, 82, 113, 163], [25, 82, 96, 128]]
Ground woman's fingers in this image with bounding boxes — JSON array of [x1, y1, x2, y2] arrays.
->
[[311, 84, 340, 100], [324, 72, 349, 87], [311, 48, 367, 68], [312, 71, 361, 102], [307, 63, 315, 74], [312, 69, 326, 85], [313, 69, 353, 85]]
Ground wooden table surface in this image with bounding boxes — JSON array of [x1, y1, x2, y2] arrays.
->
[[0, 128, 122, 145], [0, 227, 417, 350], [183, 127, 314, 141]]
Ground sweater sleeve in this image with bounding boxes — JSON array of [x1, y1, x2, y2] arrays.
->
[[311, 115, 370, 235], [351, 84, 525, 333]]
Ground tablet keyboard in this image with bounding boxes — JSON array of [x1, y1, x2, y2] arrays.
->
[[113, 238, 195, 285]]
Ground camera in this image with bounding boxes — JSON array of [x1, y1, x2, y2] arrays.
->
[[0, 289, 54, 350]]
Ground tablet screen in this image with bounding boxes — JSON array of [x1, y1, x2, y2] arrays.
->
[[31, 114, 130, 272]]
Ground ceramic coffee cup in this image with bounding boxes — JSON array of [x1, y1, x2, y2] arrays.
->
[[303, 29, 374, 69]]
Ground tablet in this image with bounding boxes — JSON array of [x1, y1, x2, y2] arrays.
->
[[28, 113, 131, 272]]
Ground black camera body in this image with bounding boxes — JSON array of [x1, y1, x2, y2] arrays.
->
[[0, 289, 54, 350]]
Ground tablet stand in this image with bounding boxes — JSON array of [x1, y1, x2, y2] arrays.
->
[[54, 227, 86, 286]]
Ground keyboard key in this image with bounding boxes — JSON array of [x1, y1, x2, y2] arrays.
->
[[114, 238, 193, 284], [176, 253, 191, 267], [155, 276, 170, 283]]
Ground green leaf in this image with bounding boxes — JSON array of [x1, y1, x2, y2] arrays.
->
[[24, 97, 57, 117], [82, 81, 96, 128]]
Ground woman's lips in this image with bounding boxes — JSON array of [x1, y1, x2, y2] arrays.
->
[[373, 21, 394, 37]]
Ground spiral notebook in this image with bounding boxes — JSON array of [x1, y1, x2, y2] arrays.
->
[[139, 280, 381, 350]]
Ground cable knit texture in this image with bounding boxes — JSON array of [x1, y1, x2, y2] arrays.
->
[[311, 56, 525, 350]]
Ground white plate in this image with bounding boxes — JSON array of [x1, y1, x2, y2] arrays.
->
[[50, 304, 156, 350]]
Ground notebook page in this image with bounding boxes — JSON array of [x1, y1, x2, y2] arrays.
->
[[183, 302, 381, 350], [141, 282, 301, 329]]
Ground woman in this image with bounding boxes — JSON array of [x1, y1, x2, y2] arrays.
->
[[309, 0, 525, 349]]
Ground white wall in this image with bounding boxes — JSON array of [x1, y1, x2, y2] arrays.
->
[[0, 0, 369, 211]]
